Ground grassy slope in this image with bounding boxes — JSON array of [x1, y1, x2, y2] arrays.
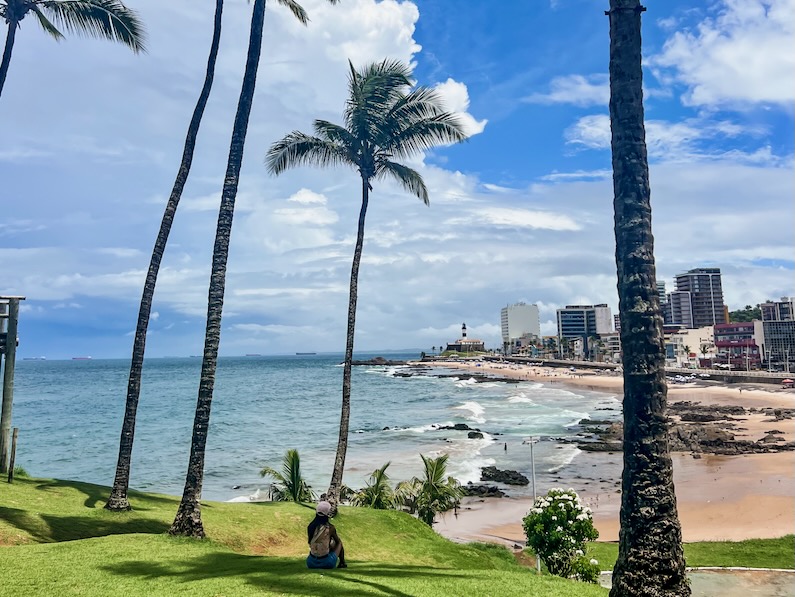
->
[[586, 536, 795, 571], [0, 478, 606, 596]]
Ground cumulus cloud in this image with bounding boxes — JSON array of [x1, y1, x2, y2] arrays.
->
[[433, 78, 488, 137], [650, 0, 795, 106]]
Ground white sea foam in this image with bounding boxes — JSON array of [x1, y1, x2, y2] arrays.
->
[[454, 377, 478, 387], [508, 393, 535, 405], [454, 400, 486, 423], [546, 445, 581, 473]]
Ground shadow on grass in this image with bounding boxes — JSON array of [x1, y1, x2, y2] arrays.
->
[[34, 479, 177, 510], [0, 506, 169, 543], [102, 551, 469, 597]]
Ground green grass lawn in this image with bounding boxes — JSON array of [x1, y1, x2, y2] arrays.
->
[[586, 536, 795, 571], [0, 477, 607, 596]]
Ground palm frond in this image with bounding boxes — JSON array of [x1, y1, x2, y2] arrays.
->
[[30, 5, 65, 40], [40, 0, 146, 53], [276, 0, 308, 25], [344, 59, 412, 144], [376, 160, 428, 205], [266, 131, 350, 175], [383, 113, 468, 158]]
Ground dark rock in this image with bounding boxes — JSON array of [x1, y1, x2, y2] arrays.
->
[[350, 357, 407, 366], [461, 483, 506, 498], [467, 431, 484, 439], [481, 466, 529, 486], [439, 423, 479, 432]]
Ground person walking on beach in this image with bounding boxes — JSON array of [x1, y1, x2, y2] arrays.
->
[[306, 501, 347, 569]]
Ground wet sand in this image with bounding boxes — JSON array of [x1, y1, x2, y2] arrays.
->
[[425, 359, 795, 545]]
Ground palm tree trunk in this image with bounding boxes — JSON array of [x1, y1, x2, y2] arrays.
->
[[169, 0, 265, 538], [105, 0, 224, 513], [327, 176, 370, 503], [607, 1, 689, 595], [0, 19, 19, 100]]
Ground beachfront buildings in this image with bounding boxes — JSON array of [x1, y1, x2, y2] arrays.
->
[[714, 322, 761, 369], [556, 304, 613, 359], [664, 268, 727, 329], [754, 298, 795, 370], [500, 302, 540, 355]]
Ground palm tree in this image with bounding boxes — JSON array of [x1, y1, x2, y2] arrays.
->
[[413, 453, 462, 526], [266, 59, 467, 503], [351, 461, 397, 509], [260, 449, 315, 502], [105, 0, 225, 513], [168, 0, 328, 539], [606, 1, 689, 594], [0, 0, 145, 99]]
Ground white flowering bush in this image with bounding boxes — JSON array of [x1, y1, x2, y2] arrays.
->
[[522, 488, 599, 581]]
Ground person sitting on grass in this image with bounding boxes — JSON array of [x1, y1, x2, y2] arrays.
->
[[306, 501, 347, 569]]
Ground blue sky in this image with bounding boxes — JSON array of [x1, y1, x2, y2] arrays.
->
[[1, 0, 793, 358]]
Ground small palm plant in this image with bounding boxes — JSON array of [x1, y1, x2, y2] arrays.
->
[[260, 449, 315, 503], [351, 462, 397, 509], [412, 454, 462, 526]]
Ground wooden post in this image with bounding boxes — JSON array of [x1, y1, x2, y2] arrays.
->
[[7, 427, 18, 483], [0, 298, 22, 473]]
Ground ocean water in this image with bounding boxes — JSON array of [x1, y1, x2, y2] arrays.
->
[[10, 354, 621, 501]]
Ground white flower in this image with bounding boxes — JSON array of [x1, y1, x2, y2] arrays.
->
[[556, 526, 563, 532], [590, 559, 599, 566], [551, 516, 557, 520], [575, 550, 584, 556]]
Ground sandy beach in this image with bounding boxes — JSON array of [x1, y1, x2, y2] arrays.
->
[[422, 359, 795, 545]]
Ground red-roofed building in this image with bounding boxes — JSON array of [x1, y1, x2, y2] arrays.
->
[[713, 322, 760, 369]]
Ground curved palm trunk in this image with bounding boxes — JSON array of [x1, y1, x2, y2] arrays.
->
[[327, 177, 370, 503], [169, 0, 265, 538], [0, 19, 19, 99], [606, 1, 689, 595], [105, 0, 225, 513]]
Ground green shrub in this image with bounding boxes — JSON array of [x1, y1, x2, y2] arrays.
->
[[522, 488, 599, 581]]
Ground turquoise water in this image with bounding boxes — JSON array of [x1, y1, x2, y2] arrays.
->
[[10, 354, 621, 501]]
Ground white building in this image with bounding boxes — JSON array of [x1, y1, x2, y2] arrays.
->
[[501, 303, 540, 354]]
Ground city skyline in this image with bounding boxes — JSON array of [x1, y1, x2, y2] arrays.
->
[[1, 0, 792, 359]]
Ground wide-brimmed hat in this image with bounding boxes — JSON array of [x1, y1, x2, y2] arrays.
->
[[316, 501, 332, 516]]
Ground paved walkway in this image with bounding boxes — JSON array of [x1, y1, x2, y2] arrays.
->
[[600, 569, 795, 596]]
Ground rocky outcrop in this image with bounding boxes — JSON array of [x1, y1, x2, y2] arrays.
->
[[461, 483, 506, 498], [481, 466, 529, 486], [575, 402, 795, 455], [350, 357, 407, 366], [467, 431, 484, 439]]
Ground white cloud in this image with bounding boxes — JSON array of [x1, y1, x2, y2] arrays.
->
[[524, 74, 609, 107], [448, 207, 581, 232], [288, 188, 327, 205], [651, 0, 795, 106], [433, 78, 487, 137]]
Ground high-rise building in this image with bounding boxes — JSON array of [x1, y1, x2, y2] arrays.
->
[[761, 297, 794, 322], [657, 281, 667, 305], [670, 268, 726, 328], [755, 297, 795, 369], [556, 304, 613, 357], [501, 303, 540, 354], [666, 291, 694, 328]]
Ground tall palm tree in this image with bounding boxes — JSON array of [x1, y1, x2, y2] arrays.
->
[[168, 0, 328, 539], [260, 449, 315, 502], [0, 0, 145, 99], [266, 59, 467, 503], [105, 0, 224, 513], [606, 1, 689, 594]]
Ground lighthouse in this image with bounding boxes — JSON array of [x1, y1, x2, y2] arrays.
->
[[462, 322, 467, 338]]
